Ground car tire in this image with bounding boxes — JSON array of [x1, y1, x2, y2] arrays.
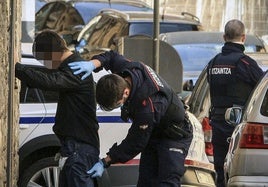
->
[[18, 157, 59, 187]]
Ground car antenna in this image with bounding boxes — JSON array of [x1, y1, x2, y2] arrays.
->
[[161, 0, 167, 20]]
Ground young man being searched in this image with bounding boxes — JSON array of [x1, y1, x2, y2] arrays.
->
[[15, 30, 99, 187]]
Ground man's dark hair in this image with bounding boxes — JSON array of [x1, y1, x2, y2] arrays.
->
[[96, 74, 128, 111], [32, 30, 68, 53], [224, 19, 245, 41]]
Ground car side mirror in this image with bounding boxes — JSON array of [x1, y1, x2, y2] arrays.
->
[[62, 32, 80, 46], [183, 80, 194, 91], [225, 107, 242, 127], [62, 26, 83, 46]]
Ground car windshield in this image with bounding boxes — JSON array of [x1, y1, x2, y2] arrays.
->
[[173, 43, 222, 71], [129, 22, 196, 36]]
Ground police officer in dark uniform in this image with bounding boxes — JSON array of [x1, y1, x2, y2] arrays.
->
[[207, 19, 264, 187], [69, 50, 193, 186], [15, 30, 100, 187]]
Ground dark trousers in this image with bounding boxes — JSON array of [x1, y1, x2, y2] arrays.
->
[[211, 120, 234, 187], [137, 135, 192, 187], [59, 138, 99, 187]]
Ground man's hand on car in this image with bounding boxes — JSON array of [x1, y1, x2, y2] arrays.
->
[[69, 61, 96, 80], [87, 160, 104, 178]]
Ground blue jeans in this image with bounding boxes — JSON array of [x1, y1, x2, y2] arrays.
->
[[137, 136, 192, 187], [59, 138, 99, 187]]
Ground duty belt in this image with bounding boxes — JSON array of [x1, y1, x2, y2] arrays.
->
[[211, 107, 228, 115]]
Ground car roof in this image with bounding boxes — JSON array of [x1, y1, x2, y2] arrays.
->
[[72, 1, 152, 24], [160, 31, 265, 47], [40, 0, 151, 7], [99, 9, 202, 25]]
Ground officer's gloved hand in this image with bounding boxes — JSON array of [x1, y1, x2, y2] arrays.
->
[[87, 160, 104, 178], [68, 61, 96, 80]]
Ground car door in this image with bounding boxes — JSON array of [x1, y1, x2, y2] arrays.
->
[[19, 80, 48, 146], [19, 56, 59, 146], [187, 66, 211, 121]]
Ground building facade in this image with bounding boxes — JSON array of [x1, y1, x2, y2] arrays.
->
[[143, 0, 268, 38]]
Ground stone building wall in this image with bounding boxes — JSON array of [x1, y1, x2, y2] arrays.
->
[[143, 0, 268, 37], [0, 2, 9, 184], [242, 0, 268, 35], [0, 0, 21, 186]]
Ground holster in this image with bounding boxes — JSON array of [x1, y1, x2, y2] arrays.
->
[[163, 114, 193, 140], [209, 107, 227, 120]]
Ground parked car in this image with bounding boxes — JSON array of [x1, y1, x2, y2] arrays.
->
[[22, 0, 152, 54], [18, 46, 215, 186], [224, 65, 268, 186], [35, 0, 152, 33], [71, 9, 203, 60], [186, 53, 268, 162], [159, 31, 267, 91]]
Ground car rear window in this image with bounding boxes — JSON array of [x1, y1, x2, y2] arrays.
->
[[129, 22, 198, 36]]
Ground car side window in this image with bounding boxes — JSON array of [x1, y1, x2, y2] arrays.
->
[[129, 23, 198, 36], [20, 81, 59, 103], [85, 15, 128, 50], [160, 23, 198, 32], [188, 68, 209, 115], [260, 89, 268, 116]]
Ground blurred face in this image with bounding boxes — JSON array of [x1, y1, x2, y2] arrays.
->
[[33, 51, 51, 61], [33, 51, 62, 69]]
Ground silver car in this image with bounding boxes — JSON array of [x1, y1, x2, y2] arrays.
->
[[224, 69, 268, 186]]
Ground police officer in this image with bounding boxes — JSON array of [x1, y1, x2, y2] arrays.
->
[[69, 50, 193, 186], [207, 19, 264, 187]]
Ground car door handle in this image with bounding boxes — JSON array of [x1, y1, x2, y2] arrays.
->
[[20, 124, 29, 129]]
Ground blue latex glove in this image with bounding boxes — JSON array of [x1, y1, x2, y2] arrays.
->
[[87, 160, 104, 178], [68, 61, 96, 80]]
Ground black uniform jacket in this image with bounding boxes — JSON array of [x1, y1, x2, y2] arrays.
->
[[15, 53, 100, 149], [207, 42, 264, 120]]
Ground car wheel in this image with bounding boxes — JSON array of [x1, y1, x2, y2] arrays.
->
[[18, 157, 60, 187]]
